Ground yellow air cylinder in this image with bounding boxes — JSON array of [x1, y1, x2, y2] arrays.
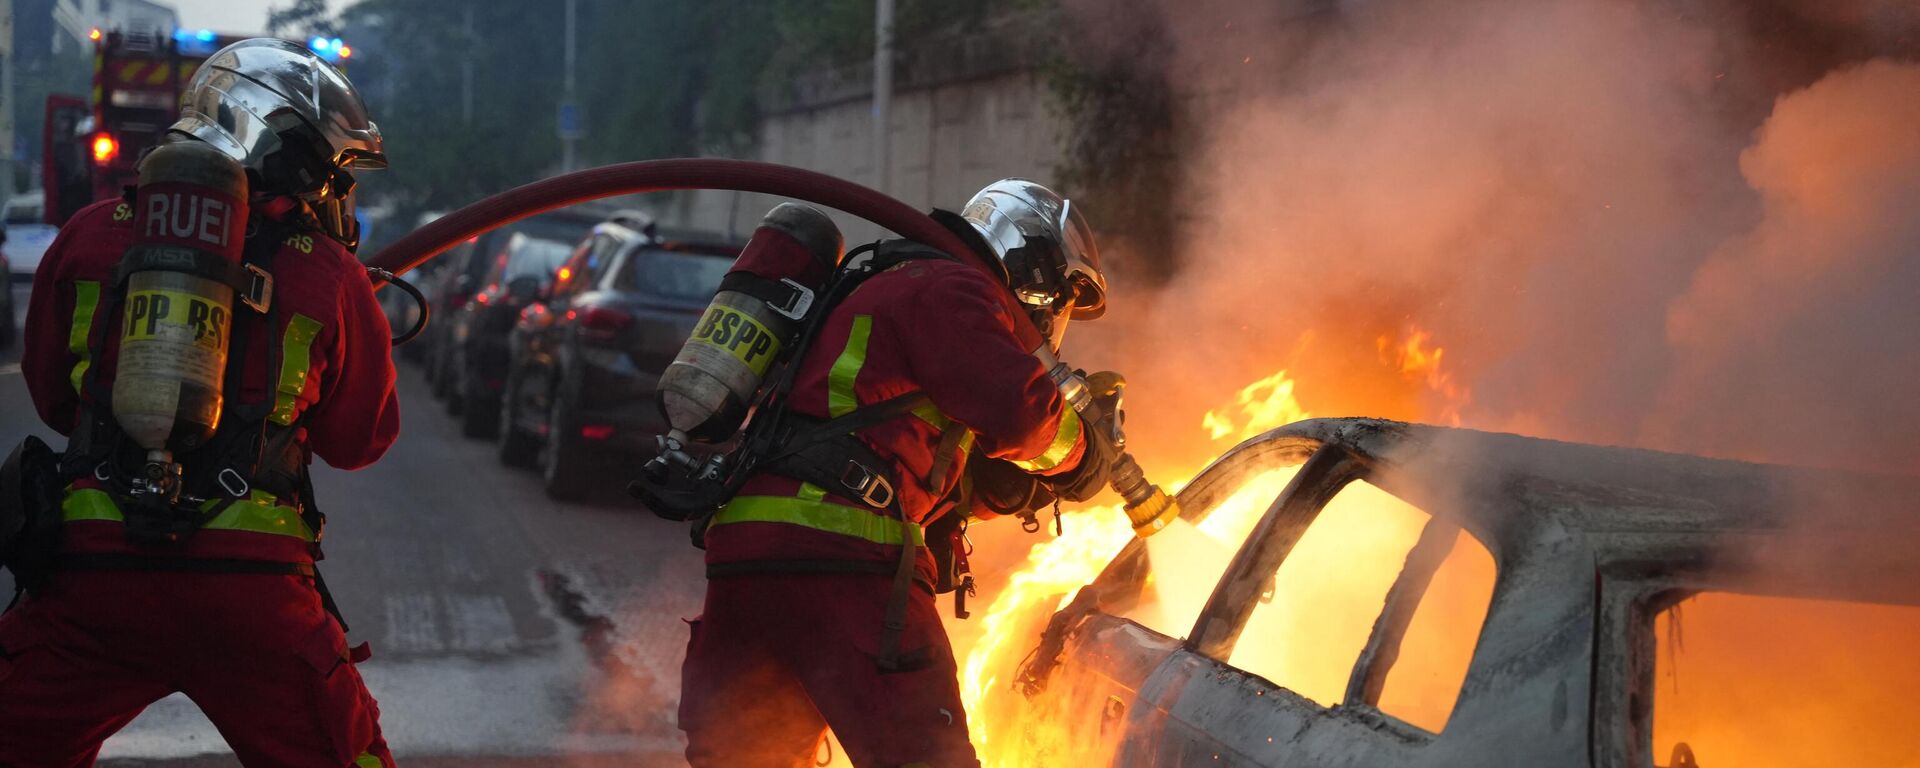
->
[[111, 139, 250, 456], [658, 204, 843, 443]]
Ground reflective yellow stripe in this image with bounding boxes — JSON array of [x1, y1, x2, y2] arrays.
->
[[797, 482, 827, 502], [354, 753, 384, 768], [911, 402, 951, 430], [269, 314, 323, 426], [1011, 407, 1083, 472], [68, 281, 101, 394], [61, 487, 121, 522], [712, 495, 923, 547], [61, 487, 317, 541], [827, 315, 873, 417]]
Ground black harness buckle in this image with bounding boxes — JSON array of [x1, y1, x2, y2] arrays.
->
[[839, 461, 896, 509], [240, 264, 273, 314], [770, 278, 815, 321]]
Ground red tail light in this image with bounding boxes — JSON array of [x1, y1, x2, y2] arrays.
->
[[91, 134, 119, 164], [580, 425, 615, 440], [578, 307, 632, 335]]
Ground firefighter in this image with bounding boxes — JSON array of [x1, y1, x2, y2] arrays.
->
[[678, 179, 1116, 767], [0, 39, 398, 767]]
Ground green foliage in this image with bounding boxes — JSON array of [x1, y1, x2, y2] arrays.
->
[[1044, 1, 1182, 283], [333, 0, 1161, 251], [342, 0, 566, 212]]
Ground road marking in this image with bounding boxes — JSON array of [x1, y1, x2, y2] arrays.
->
[[446, 593, 518, 654], [0, 362, 19, 376], [383, 592, 445, 654]]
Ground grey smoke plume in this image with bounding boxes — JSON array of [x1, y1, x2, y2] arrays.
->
[[1069, 0, 1920, 473]]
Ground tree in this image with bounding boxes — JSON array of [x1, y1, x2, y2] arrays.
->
[[267, 0, 338, 38]]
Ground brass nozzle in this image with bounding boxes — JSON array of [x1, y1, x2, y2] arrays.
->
[[1109, 451, 1178, 537], [1125, 487, 1181, 538]]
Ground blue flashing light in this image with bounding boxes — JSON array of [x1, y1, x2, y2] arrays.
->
[[310, 36, 331, 51], [173, 27, 220, 56]]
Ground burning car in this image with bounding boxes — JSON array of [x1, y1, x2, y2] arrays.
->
[[980, 417, 1920, 767]]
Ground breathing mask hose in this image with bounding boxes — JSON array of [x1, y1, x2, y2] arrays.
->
[[367, 158, 981, 284]]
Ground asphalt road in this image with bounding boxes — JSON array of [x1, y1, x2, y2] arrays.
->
[[0, 279, 705, 765]]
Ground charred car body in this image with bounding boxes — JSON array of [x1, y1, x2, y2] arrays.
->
[[995, 417, 1920, 767]]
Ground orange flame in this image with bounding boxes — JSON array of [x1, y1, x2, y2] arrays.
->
[[1377, 326, 1472, 425], [1200, 370, 1311, 442], [961, 327, 1478, 764]]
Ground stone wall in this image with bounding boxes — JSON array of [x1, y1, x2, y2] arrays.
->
[[667, 60, 1064, 245]]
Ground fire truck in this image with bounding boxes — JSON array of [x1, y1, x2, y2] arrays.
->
[[42, 28, 352, 226]]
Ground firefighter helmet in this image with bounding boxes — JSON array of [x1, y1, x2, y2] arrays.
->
[[959, 179, 1106, 350], [172, 38, 385, 249]]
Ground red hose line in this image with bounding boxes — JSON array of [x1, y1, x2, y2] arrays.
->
[[367, 158, 980, 284]]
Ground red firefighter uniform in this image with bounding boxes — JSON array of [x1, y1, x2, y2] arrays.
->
[[0, 195, 400, 768], [681, 253, 1087, 767]]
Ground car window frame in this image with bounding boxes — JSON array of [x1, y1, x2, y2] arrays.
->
[[1086, 434, 1323, 631], [1181, 441, 1498, 742]]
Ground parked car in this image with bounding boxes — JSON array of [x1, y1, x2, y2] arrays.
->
[[498, 217, 739, 500], [0, 247, 15, 350], [444, 232, 577, 438], [420, 207, 609, 400], [992, 417, 1920, 768], [4, 191, 58, 283]]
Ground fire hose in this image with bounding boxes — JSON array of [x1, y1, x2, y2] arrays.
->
[[365, 158, 1179, 534]]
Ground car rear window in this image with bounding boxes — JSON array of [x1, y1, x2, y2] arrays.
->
[[504, 237, 574, 282], [612, 247, 733, 301], [465, 214, 597, 279]]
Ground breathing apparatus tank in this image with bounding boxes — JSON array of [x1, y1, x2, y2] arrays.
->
[[110, 138, 250, 500], [656, 203, 845, 445]]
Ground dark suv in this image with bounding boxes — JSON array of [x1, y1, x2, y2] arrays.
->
[[421, 208, 607, 401], [444, 232, 577, 438], [498, 218, 738, 500]]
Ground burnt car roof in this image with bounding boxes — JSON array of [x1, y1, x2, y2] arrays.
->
[[1226, 417, 1920, 606]]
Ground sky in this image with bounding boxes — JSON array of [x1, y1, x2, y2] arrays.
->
[[164, 0, 336, 35]]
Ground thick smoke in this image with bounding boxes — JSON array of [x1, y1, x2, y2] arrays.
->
[[1068, 0, 1920, 473], [1650, 59, 1920, 471]]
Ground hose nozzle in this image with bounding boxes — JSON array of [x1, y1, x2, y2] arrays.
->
[[1111, 451, 1179, 537]]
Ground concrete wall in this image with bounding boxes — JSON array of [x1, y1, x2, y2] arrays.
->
[[668, 69, 1065, 247]]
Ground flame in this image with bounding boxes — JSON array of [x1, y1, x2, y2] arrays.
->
[[960, 503, 1137, 754], [959, 327, 1486, 765], [1200, 370, 1311, 442], [1377, 326, 1472, 425]]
